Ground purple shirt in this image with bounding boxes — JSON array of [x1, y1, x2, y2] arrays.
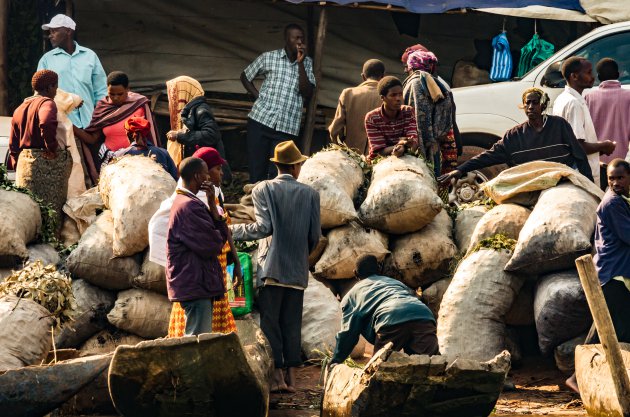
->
[[585, 80, 630, 164], [166, 192, 228, 302]]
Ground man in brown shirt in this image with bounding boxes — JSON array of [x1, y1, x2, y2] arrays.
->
[[328, 59, 385, 155], [9, 70, 60, 167]]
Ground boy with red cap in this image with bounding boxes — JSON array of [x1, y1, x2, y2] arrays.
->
[[113, 116, 178, 179]]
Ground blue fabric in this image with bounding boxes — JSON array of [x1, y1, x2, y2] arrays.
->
[[37, 42, 107, 129], [490, 32, 513, 82], [115, 144, 179, 180], [331, 275, 435, 363], [594, 191, 630, 285], [284, 1, 584, 14]]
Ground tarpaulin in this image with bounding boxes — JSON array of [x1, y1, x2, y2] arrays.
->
[[285, 0, 585, 14]]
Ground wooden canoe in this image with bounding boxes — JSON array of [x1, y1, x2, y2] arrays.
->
[[575, 343, 630, 417], [108, 319, 273, 417], [0, 353, 112, 417], [322, 345, 511, 417]]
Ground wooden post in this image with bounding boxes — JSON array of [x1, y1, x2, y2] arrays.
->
[[0, 0, 9, 116], [66, 0, 74, 18], [575, 254, 630, 416], [301, 6, 328, 155]]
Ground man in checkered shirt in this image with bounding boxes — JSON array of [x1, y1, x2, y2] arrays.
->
[[240, 23, 315, 183]]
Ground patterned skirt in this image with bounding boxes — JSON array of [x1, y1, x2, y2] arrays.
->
[[167, 242, 237, 337]]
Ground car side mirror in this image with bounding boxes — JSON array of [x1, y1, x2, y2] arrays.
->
[[541, 61, 565, 88]]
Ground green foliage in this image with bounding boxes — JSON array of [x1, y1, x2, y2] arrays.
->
[[470, 233, 517, 254], [0, 260, 76, 328], [0, 164, 62, 249], [8, 0, 41, 112]]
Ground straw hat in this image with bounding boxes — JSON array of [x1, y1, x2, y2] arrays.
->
[[269, 141, 308, 165]]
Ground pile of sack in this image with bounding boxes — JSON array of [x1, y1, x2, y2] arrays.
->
[[433, 161, 602, 370]]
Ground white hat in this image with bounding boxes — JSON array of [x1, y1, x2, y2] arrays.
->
[[42, 14, 76, 31]]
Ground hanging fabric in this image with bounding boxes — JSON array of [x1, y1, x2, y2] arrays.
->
[[490, 30, 513, 82], [516, 24, 555, 78]]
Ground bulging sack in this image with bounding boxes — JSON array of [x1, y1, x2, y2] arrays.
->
[[55, 279, 116, 349], [132, 252, 167, 295], [468, 204, 531, 254], [99, 156, 176, 257], [454, 205, 488, 255], [420, 277, 451, 317], [79, 330, 145, 356], [107, 289, 171, 339], [534, 270, 591, 355], [506, 183, 598, 274], [302, 275, 341, 359], [384, 211, 456, 288], [298, 150, 364, 229], [0, 295, 54, 370], [359, 156, 442, 234], [66, 211, 141, 290], [438, 248, 524, 361], [314, 222, 389, 279], [0, 189, 41, 267]]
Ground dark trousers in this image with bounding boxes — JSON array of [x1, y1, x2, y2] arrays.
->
[[374, 320, 440, 356], [246, 118, 297, 183], [584, 279, 630, 344], [257, 285, 304, 369]]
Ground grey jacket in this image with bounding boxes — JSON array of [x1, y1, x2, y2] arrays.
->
[[230, 174, 321, 288]]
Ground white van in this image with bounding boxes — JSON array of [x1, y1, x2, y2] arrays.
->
[[453, 21, 630, 151]]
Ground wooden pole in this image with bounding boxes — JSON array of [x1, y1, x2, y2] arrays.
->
[[575, 254, 630, 416], [66, 0, 74, 18], [0, 0, 9, 116], [301, 6, 327, 155]]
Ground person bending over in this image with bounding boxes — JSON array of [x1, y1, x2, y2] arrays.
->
[[331, 254, 438, 366]]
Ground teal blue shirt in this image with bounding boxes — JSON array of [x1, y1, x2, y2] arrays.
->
[[332, 275, 435, 363], [37, 42, 107, 128]]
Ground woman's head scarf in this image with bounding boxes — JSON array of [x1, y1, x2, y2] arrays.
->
[[407, 50, 438, 73], [401, 44, 429, 70], [166, 76, 204, 130]]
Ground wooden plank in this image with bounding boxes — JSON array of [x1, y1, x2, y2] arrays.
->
[[0, 0, 8, 116], [575, 254, 630, 416], [301, 6, 328, 155]]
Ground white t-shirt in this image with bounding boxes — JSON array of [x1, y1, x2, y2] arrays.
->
[[553, 86, 600, 185]]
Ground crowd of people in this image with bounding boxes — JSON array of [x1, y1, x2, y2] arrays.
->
[[7, 12, 630, 397]]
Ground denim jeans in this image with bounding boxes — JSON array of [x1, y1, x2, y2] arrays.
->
[[180, 299, 214, 336]]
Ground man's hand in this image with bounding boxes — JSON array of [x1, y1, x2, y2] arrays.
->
[[437, 169, 463, 186], [296, 45, 306, 63], [600, 140, 616, 156], [166, 130, 179, 142], [200, 181, 219, 217]]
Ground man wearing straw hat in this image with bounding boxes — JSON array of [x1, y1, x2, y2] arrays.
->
[[231, 140, 321, 393]]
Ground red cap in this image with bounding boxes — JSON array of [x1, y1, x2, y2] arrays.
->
[[124, 116, 151, 137], [192, 147, 227, 168]]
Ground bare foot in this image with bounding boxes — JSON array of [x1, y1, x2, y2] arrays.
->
[[565, 373, 579, 394], [285, 367, 298, 392], [270, 369, 288, 393]]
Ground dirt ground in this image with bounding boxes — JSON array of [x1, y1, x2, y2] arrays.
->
[[268, 356, 586, 417]]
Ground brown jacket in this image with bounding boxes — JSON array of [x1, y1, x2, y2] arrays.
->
[[328, 79, 381, 155]]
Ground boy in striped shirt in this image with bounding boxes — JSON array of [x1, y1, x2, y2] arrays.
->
[[365, 76, 419, 160]]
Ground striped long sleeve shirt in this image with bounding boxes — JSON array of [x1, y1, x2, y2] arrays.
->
[[365, 105, 419, 159]]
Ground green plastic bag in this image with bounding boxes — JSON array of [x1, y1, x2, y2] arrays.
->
[[227, 252, 254, 317]]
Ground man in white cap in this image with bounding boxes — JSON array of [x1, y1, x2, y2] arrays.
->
[[38, 14, 107, 129]]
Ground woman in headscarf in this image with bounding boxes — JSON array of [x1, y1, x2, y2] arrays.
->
[[403, 49, 458, 180], [165, 76, 232, 182], [74, 71, 159, 183]]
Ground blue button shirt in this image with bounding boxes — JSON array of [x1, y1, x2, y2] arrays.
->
[[37, 42, 107, 128]]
